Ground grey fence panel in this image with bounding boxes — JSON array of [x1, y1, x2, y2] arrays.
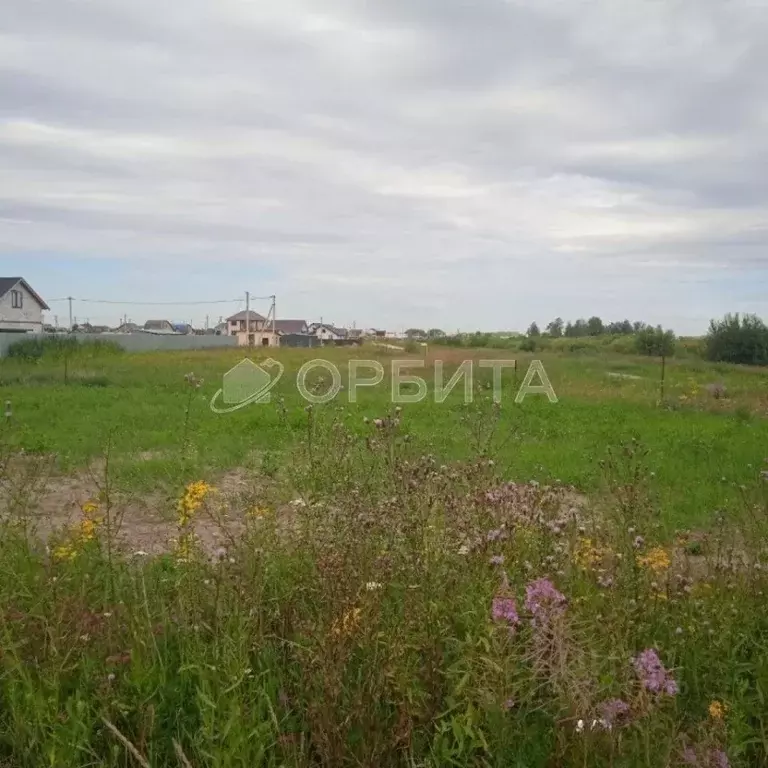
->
[[0, 332, 239, 357]]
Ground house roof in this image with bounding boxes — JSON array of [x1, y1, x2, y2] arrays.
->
[[311, 322, 347, 337], [144, 319, 174, 330], [226, 310, 266, 322], [0, 277, 50, 310], [273, 319, 307, 334]]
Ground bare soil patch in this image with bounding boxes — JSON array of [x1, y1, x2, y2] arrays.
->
[[0, 462, 269, 556]]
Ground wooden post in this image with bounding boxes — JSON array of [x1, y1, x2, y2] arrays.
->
[[659, 355, 666, 403]]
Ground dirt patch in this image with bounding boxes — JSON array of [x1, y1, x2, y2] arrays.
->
[[0, 463, 271, 557]]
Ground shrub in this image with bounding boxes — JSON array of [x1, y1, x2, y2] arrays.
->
[[634, 326, 676, 357], [705, 313, 768, 366], [7, 335, 123, 361]]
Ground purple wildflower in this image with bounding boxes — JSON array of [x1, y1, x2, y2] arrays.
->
[[489, 554, 505, 566], [486, 528, 507, 543], [491, 596, 519, 628], [681, 747, 698, 766], [599, 698, 630, 726], [633, 535, 645, 549], [524, 578, 566, 623], [633, 648, 677, 695], [503, 697, 515, 710]]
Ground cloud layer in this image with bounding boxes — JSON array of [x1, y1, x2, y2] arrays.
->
[[2, 0, 767, 332]]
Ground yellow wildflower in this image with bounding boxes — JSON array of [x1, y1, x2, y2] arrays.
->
[[708, 700, 726, 720], [247, 505, 271, 520], [81, 499, 100, 517], [574, 537, 609, 570], [79, 518, 99, 542], [53, 543, 77, 562], [637, 547, 671, 574], [331, 607, 362, 637], [177, 480, 213, 526]]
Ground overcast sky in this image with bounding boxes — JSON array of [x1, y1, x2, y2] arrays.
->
[[1, 0, 767, 333]]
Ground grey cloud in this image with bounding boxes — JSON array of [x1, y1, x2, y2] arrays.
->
[[1, 0, 767, 333]]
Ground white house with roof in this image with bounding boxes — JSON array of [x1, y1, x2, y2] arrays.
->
[[309, 322, 348, 341], [0, 277, 49, 333]]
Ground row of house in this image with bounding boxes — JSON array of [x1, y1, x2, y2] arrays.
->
[[223, 311, 385, 347], [0, 277, 390, 345]]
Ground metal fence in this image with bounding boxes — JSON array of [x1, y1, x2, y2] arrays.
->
[[0, 332, 239, 357]]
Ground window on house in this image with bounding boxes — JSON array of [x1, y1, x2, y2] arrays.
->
[[11, 290, 23, 309]]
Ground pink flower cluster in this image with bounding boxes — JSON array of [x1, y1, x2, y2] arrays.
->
[[491, 597, 520, 630], [524, 578, 566, 625], [633, 648, 678, 695], [599, 698, 630, 726], [682, 746, 729, 768]]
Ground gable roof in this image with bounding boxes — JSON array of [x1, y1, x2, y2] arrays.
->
[[0, 277, 50, 310], [226, 310, 266, 322], [144, 319, 174, 330], [310, 322, 347, 337], [274, 319, 307, 334]]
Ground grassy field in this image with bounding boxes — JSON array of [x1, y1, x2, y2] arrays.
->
[[1, 345, 766, 528], [0, 344, 767, 766]]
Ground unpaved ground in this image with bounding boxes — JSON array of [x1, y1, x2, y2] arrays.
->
[[0, 457, 268, 555]]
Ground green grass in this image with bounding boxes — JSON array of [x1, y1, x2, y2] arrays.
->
[[1, 346, 766, 528], [1, 345, 768, 765]]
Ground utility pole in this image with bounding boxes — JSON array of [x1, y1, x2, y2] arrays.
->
[[68, 297, 73, 331], [54, 315, 58, 329], [245, 291, 251, 347], [271, 294, 276, 336]]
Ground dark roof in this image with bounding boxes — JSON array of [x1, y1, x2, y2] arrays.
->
[[0, 277, 50, 310], [311, 322, 347, 337], [274, 319, 307, 334], [144, 319, 174, 330], [226, 310, 266, 322]]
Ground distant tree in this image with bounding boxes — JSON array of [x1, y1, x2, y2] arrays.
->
[[606, 319, 633, 335], [635, 325, 676, 357], [468, 331, 491, 348], [546, 317, 564, 337], [564, 322, 575, 337], [587, 316, 605, 336], [572, 319, 589, 337], [705, 313, 768, 365], [633, 321, 647, 334], [405, 328, 426, 339], [527, 322, 541, 337], [426, 328, 446, 339]]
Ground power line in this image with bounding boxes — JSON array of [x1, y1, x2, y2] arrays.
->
[[46, 295, 274, 305], [46, 297, 243, 305]]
